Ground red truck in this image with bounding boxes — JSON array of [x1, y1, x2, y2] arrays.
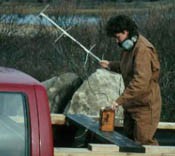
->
[[0, 67, 53, 156], [1, 66, 175, 156]]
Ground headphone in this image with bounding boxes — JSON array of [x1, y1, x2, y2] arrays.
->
[[120, 36, 138, 51]]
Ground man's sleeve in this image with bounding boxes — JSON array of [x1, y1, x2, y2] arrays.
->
[[109, 61, 121, 73], [116, 48, 152, 106]]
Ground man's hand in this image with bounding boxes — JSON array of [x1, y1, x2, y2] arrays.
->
[[99, 60, 110, 69], [111, 101, 119, 110]]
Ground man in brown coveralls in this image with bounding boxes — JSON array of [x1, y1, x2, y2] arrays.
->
[[100, 15, 162, 145]]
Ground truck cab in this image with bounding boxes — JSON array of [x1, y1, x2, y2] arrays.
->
[[1, 67, 175, 156], [0, 67, 53, 156]]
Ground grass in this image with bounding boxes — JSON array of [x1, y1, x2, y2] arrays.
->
[[0, 1, 174, 15]]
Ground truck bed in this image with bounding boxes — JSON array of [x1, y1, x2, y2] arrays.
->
[[51, 114, 175, 156]]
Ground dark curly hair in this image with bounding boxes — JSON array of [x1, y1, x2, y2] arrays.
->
[[105, 15, 138, 38]]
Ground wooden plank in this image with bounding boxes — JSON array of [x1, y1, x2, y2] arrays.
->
[[88, 115, 175, 130], [144, 145, 175, 154], [51, 114, 175, 130], [54, 147, 175, 156], [51, 114, 65, 125], [88, 144, 175, 154], [89, 144, 175, 154], [88, 143, 119, 152], [66, 114, 145, 153], [158, 122, 175, 130]]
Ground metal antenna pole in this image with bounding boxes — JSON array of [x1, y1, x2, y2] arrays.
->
[[39, 12, 101, 62]]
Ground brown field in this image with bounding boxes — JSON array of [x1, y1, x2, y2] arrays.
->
[[0, 1, 174, 15]]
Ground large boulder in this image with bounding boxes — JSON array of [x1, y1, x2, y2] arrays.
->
[[65, 69, 125, 119], [42, 73, 82, 113]]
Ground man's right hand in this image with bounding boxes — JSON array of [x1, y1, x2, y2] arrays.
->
[[99, 60, 110, 69]]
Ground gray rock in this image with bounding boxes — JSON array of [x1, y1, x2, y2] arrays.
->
[[66, 69, 125, 119], [42, 73, 82, 113]]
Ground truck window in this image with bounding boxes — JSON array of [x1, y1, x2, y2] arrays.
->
[[0, 92, 30, 156]]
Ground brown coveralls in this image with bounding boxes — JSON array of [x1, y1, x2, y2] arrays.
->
[[109, 34, 162, 145]]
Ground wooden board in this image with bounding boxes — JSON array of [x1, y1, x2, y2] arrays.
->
[[89, 144, 175, 154], [51, 114, 175, 130], [88, 143, 119, 152], [158, 122, 175, 130], [66, 114, 145, 153], [51, 114, 65, 125], [54, 147, 175, 156]]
